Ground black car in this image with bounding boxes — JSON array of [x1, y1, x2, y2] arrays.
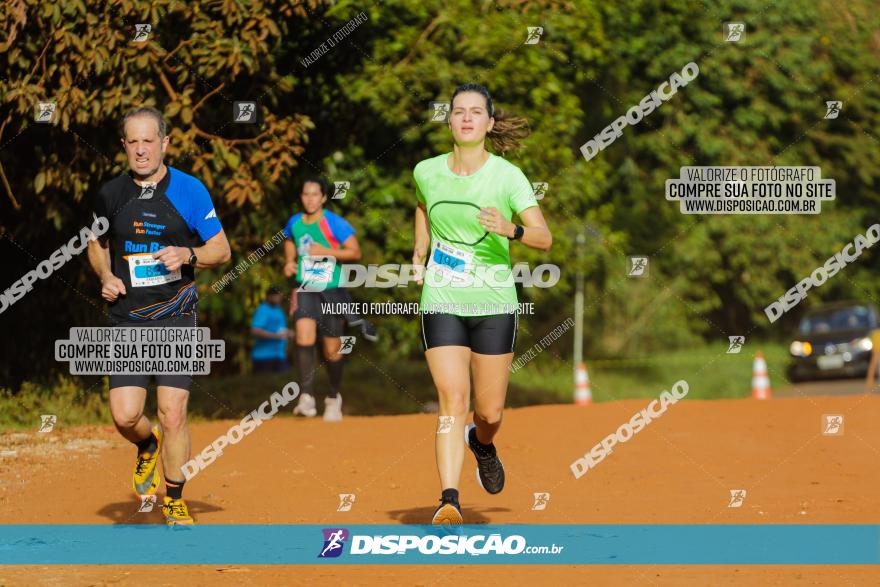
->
[[787, 302, 880, 382]]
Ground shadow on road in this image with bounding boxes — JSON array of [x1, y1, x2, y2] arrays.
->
[[96, 499, 223, 525]]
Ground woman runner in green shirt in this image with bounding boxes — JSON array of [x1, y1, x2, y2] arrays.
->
[[412, 83, 553, 524]]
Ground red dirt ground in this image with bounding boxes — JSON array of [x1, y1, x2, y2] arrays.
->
[[2, 395, 879, 585]]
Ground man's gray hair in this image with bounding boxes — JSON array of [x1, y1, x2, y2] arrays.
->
[[120, 107, 167, 139]]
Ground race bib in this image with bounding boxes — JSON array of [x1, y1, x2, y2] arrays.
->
[[127, 254, 181, 287], [428, 240, 474, 283]]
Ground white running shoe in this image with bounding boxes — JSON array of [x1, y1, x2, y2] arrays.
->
[[293, 393, 317, 417], [323, 395, 343, 422]]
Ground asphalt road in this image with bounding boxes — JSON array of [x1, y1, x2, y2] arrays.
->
[[776, 377, 875, 397]]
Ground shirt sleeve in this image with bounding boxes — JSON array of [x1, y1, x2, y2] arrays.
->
[[326, 212, 356, 244], [508, 165, 539, 215], [186, 179, 223, 241]]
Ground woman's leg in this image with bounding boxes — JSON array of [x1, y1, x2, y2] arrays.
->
[[295, 317, 318, 396], [470, 352, 514, 445], [425, 346, 471, 491], [464, 313, 517, 495], [293, 317, 319, 416]]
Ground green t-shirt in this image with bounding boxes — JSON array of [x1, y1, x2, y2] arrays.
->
[[282, 209, 355, 291], [414, 152, 539, 316]]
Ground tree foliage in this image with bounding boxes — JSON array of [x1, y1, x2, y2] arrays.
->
[[2, 0, 880, 387]]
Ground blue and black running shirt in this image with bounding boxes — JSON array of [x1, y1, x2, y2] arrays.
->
[[92, 166, 223, 324]]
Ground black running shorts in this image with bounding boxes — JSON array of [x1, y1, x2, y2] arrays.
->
[[108, 313, 197, 391], [294, 290, 345, 338], [421, 312, 518, 355]]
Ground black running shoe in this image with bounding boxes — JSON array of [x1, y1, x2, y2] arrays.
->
[[360, 320, 378, 342], [431, 496, 463, 525], [466, 423, 505, 494]]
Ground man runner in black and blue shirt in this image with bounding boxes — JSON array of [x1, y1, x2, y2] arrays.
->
[[87, 107, 231, 526]]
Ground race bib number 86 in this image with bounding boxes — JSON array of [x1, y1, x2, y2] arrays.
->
[[127, 254, 181, 287]]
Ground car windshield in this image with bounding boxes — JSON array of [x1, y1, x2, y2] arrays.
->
[[799, 306, 873, 335]]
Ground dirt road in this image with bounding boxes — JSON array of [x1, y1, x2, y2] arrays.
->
[[2, 394, 879, 584]]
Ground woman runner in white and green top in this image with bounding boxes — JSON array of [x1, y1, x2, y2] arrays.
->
[[412, 83, 553, 525]]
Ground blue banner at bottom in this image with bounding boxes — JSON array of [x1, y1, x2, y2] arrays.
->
[[1, 525, 878, 564]]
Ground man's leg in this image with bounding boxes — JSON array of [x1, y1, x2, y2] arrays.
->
[[109, 385, 151, 443], [110, 384, 162, 496], [156, 385, 190, 488], [156, 385, 194, 525]]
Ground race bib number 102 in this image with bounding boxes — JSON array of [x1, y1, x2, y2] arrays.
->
[[428, 240, 474, 283]]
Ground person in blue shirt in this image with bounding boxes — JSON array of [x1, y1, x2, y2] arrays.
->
[[251, 286, 290, 373]]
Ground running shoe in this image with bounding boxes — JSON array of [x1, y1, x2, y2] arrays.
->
[[431, 496, 463, 525], [465, 423, 505, 494], [161, 496, 194, 526], [293, 392, 318, 417], [360, 320, 379, 342], [132, 426, 162, 496], [323, 394, 343, 422]]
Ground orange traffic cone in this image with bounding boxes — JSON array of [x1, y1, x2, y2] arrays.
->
[[751, 351, 772, 400], [575, 362, 593, 405]]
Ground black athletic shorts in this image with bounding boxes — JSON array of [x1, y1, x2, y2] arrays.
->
[[294, 289, 345, 338], [421, 312, 518, 355], [108, 313, 197, 391]]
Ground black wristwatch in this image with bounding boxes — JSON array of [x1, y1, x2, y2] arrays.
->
[[187, 246, 198, 266], [508, 225, 525, 241]]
